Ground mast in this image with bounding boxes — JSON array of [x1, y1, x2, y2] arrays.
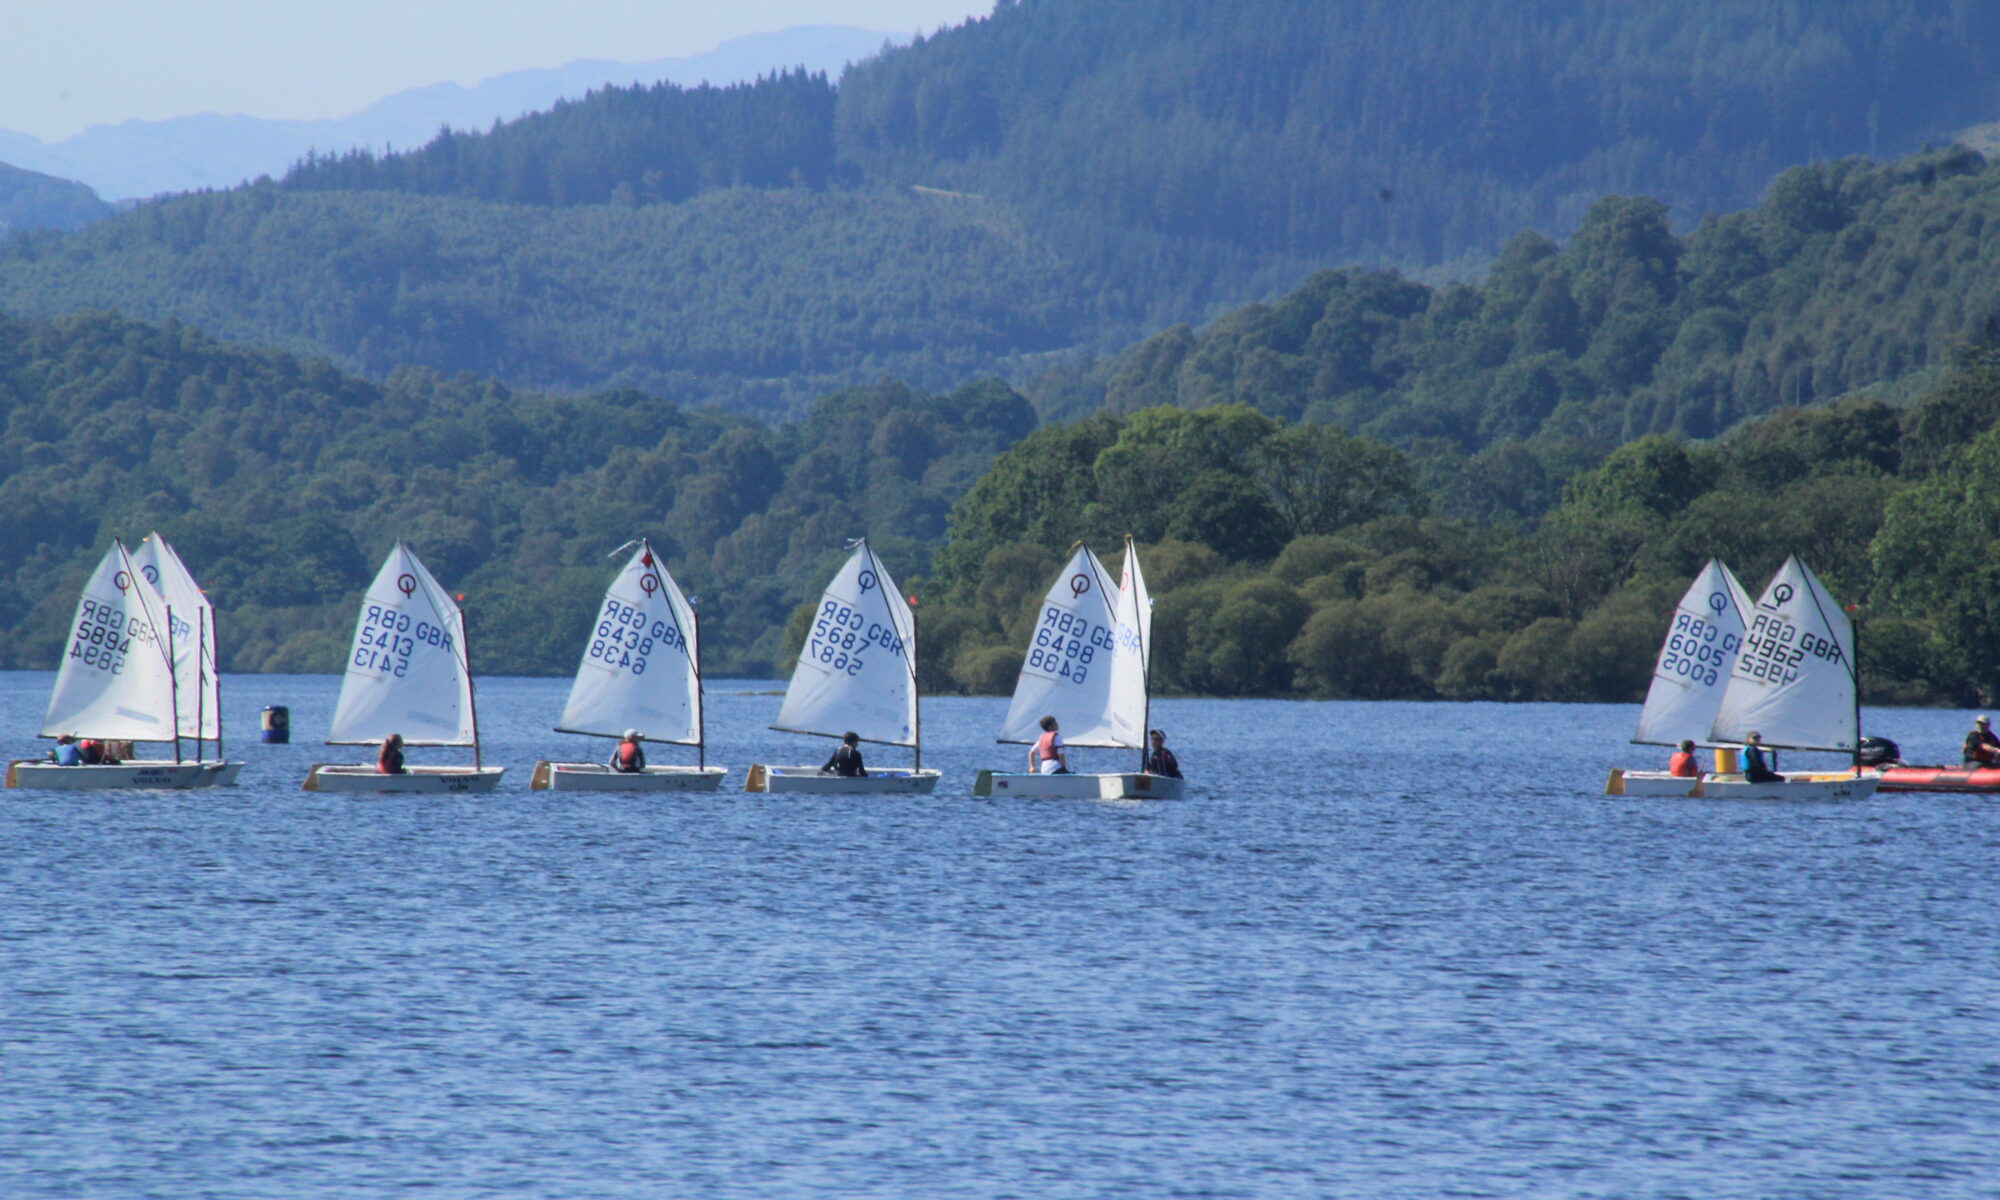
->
[[194, 608, 206, 761], [911, 588, 922, 773], [213, 608, 225, 762], [1131, 536, 1148, 775], [166, 603, 182, 764], [461, 590, 483, 771], [691, 590, 706, 771]]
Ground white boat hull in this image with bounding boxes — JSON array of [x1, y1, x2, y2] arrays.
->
[[972, 769, 1185, 800], [743, 764, 942, 794], [204, 760, 244, 786], [529, 761, 728, 791], [5, 759, 218, 790], [1607, 768, 1881, 801], [302, 764, 506, 793]]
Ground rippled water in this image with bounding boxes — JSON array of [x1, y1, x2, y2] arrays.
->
[[3, 671, 1997, 1198]]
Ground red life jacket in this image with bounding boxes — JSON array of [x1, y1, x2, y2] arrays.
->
[[1034, 730, 1060, 762], [1668, 750, 1698, 778], [615, 742, 641, 770]]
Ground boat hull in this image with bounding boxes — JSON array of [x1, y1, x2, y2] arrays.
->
[[743, 764, 942, 794], [972, 769, 1185, 800], [5, 759, 218, 790], [204, 760, 244, 787], [529, 762, 728, 791], [302, 764, 506, 793], [1607, 768, 1880, 801], [1876, 764, 2000, 794]]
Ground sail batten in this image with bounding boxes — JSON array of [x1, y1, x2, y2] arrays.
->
[[327, 542, 475, 747], [773, 541, 918, 747], [555, 540, 701, 745], [1708, 556, 1858, 752], [41, 541, 180, 741], [1631, 559, 1753, 748]]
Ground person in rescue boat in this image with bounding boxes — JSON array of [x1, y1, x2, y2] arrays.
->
[[1963, 715, 2000, 767], [821, 731, 866, 777], [1667, 739, 1699, 778], [1743, 731, 1784, 783], [610, 729, 647, 773], [1030, 715, 1069, 774], [1144, 728, 1183, 779]]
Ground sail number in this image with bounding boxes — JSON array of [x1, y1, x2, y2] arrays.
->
[[352, 604, 454, 678], [1025, 606, 1115, 685], [587, 598, 685, 676], [68, 598, 154, 676], [1660, 612, 1741, 688], [807, 599, 903, 677], [1735, 612, 1842, 686]]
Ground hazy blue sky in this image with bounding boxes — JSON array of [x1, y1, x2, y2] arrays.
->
[[0, 0, 992, 140]]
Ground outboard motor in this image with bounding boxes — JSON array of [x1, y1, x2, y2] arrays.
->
[[1857, 735, 1901, 767]]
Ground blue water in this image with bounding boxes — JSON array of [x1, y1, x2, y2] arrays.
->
[[3, 671, 1997, 1198]]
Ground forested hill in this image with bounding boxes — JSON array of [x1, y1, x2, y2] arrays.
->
[[6, 0, 2000, 410], [0, 308, 1033, 676], [1035, 147, 2000, 523]]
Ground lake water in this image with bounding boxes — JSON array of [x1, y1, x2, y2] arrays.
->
[[3, 671, 1997, 1198]]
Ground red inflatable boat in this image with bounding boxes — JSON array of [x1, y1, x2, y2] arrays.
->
[[1876, 765, 2000, 793]]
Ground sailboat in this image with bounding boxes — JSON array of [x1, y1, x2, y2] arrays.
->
[[529, 539, 726, 791], [1603, 559, 1753, 797], [6, 540, 214, 789], [972, 537, 1182, 800], [131, 533, 242, 786], [302, 542, 504, 793], [744, 539, 941, 793], [1607, 555, 1879, 800]]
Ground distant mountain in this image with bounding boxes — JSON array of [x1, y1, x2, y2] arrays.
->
[[0, 161, 109, 232], [8, 0, 2000, 420], [0, 26, 895, 201]]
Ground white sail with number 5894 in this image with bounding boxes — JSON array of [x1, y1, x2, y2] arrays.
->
[[530, 539, 725, 791], [744, 539, 939, 793], [6, 540, 214, 790], [303, 542, 503, 793], [975, 538, 1181, 800]]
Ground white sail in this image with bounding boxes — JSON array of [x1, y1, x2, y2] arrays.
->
[[41, 541, 180, 742], [131, 534, 221, 741], [1709, 556, 1857, 752], [774, 540, 916, 746], [1107, 537, 1151, 749], [556, 540, 702, 745], [1631, 559, 1753, 747], [328, 542, 475, 746], [999, 545, 1140, 748]]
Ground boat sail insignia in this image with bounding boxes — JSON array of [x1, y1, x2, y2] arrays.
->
[[973, 537, 1182, 800], [745, 539, 941, 793], [1608, 555, 1880, 800], [6, 539, 216, 790], [302, 542, 504, 793], [530, 539, 727, 791]]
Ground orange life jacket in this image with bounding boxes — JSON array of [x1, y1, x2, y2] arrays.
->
[[615, 742, 641, 770], [1034, 730, 1060, 762], [1668, 750, 1698, 778]]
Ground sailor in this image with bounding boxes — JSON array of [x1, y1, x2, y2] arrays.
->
[[1145, 729, 1183, 779], [1667, 739, 1699, 778], [78, 737, 117, 765], [821, 731, 867, 777], [1964, 716, 2000, 767], [377, 733, 406, 775], [53, 734, 81, 766], [1743, 731, 1784, 784], [1030, 715, 1069, 774], [611, 729, 647, 773]]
